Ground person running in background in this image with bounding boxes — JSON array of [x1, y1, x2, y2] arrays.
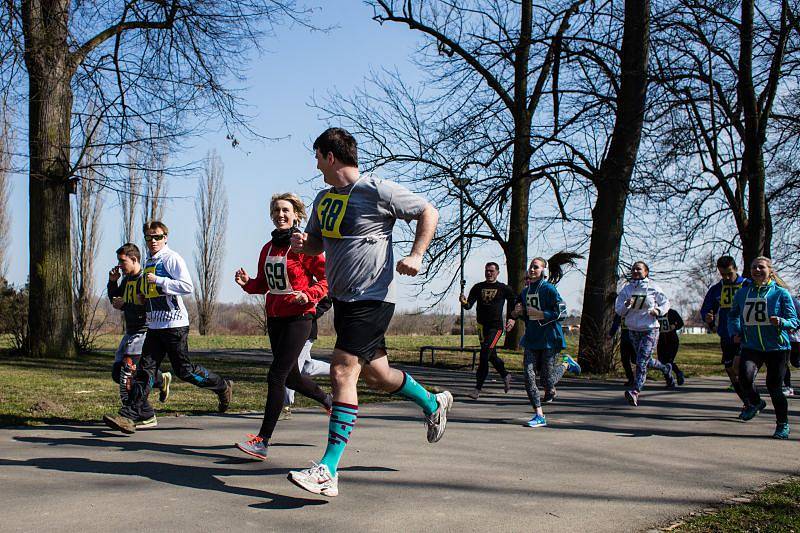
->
[[786, 296, 800, 397], [282, 296, 333, 419], [106, 243, 170, 429], [103, 221, 232, 434], [657, 308, 685, 386], [287, 127, 451, 497], [728, 257, 799, 439], [615, 261, 674, 406], [234, 193, 332, 460], [512, 253, 582, 427], [460, 262, 516, 399], [609, 314, 635, 387], [700, 255, 750, 406]]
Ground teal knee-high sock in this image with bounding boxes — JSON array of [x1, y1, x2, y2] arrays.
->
[[320, 402, 358, 476], [394, 372, 438, 416]]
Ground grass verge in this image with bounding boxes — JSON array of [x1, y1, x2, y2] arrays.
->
[[671, 477, 800, 532]]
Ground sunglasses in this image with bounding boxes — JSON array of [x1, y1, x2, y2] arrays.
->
[[144, 234, 166, 241]]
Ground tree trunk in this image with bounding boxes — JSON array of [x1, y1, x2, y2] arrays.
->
[[579, 0, 649, 373], [24, 0, 76, 358], [504, 0, 533, 349], [738, 0, 769, 268]]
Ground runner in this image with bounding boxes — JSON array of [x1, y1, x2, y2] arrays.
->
[[103, 221, 232, 434], [789, 295, 800, 397], [283, 296, 333, 419], [512, 253, 582, 427], [106, 243, 170, 429], [614, 261, 674, 406], [728, 257, 799, 438], [460, 262, 515, 399], [609, 315, 635, 387], [656, 308, 685, 386], [287, 127, 452, 497], [700, 256, 750, 405], [233, 193, 332, 460]]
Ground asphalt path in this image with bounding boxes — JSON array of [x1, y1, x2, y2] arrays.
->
[[1, 359, 798, 532]]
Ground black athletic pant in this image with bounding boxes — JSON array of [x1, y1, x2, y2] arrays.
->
[[112, 356, 163, 406], [258, 316, 329, 440], [739, 348, 790, 424], [620, 333, 636, 384], [657, 335, 682, 379], [122, 326, 226, 420], [476, 324, 508, 390]]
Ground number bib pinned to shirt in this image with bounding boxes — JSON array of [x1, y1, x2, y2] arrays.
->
[[264, 245, 294, 295], [720, 284, 740, 309], [658, 317, 671, 332], [743, 297, 770, 327], [317, 191, 349, 239], [143, 266, 160, 299], [526, 292, 540, 315], [629, 290, 650, 311]]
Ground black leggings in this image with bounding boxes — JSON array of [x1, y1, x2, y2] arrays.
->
[[476, 325, 508, 390], [739, 348, 790, 424], [657, 335, 682, 378], [258, 316, 329, 440], [620, 334, 635, 383]]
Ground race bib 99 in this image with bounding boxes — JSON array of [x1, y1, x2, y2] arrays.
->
[[742, 298, 770, 327]]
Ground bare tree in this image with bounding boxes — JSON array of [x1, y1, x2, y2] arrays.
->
[[242, 294, 269, 336], [71, 147, 104, 352], [0, 102, 12, 278], [119, 145, 142, 244], [322, 0, 586, 347], [194, 150, 228, 336], [141, 146, 168, 226], [1, 1, 311, 357]]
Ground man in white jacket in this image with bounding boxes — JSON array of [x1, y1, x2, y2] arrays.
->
[[103, 221, 232, 434]]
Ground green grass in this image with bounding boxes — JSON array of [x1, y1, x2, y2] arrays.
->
[[0, 333, 726, 427], [674, 478, 800, 532]]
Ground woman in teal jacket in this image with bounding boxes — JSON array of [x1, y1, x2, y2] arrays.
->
[[728, 256, 799, 439], [512, 253, 582, 428]]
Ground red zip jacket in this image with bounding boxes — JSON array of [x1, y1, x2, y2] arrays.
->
[[242, 241, 328, 318]]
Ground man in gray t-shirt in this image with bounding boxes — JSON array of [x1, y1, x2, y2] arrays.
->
[[287, 127, 453, 498]]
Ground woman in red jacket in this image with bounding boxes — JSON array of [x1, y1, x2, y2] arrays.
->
[[233, 192, 332, 460]]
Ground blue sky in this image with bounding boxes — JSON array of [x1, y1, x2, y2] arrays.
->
[[7, 1, 593, 314]]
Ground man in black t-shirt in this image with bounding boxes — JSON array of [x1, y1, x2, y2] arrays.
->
[[460, 262, 516, 399]]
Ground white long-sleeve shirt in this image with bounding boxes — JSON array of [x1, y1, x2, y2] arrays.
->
[[614, 278, 670, 332], [143, 245, 193, 329]]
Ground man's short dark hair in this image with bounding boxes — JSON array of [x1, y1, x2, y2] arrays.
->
[[142, 220, 169, 235], [116, 243, 141, 262], [716, 255, 737, 269], [485, 262, 500, 271], [313, 128, 358, 167]]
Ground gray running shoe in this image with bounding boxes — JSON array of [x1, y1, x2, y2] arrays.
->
[[426, 391, 453, 443], [135, 415, 158, 429], [103, 414, 136, 434], [288, 463, 338, 497], [467, 388, 480, 400], [218, 379, 233, 413]]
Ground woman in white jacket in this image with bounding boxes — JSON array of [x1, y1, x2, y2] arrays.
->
[[614, 262, 675, 406]]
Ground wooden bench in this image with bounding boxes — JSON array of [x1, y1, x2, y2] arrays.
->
[[418, 345, 482, 369]]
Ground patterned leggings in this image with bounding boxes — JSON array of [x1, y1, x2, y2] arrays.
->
[[628, 329, 668, 392], [523, 349, 565, 408]]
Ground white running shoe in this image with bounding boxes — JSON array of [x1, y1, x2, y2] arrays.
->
[[782, 386, 795, 397], [159, 372, 172, 403], [426, 391, 453, 443], [135, 415, 158, 429], [288, 463, 338, 497]]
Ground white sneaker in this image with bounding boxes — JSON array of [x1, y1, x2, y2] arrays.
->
[[783, 387, 795, 397], [467, 389, 480, 400], [426, 391, 453, 443], [134, 415, 158, 429], [159, 372, 172, 403], [288, 463, 338, 497]]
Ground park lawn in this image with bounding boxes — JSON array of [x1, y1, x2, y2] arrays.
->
[[673, 478, 800, 532], [0, 333, 724, 427]]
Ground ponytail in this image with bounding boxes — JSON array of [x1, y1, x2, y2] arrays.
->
[[542, 251, 583, 285]]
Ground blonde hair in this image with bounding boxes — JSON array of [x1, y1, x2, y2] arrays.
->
[[751, 256, 788, 288], [270, 192, 307, 224]]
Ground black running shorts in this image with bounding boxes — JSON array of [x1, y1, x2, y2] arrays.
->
[[332, 299, 395, 362], [720, 339, 741, 368]]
